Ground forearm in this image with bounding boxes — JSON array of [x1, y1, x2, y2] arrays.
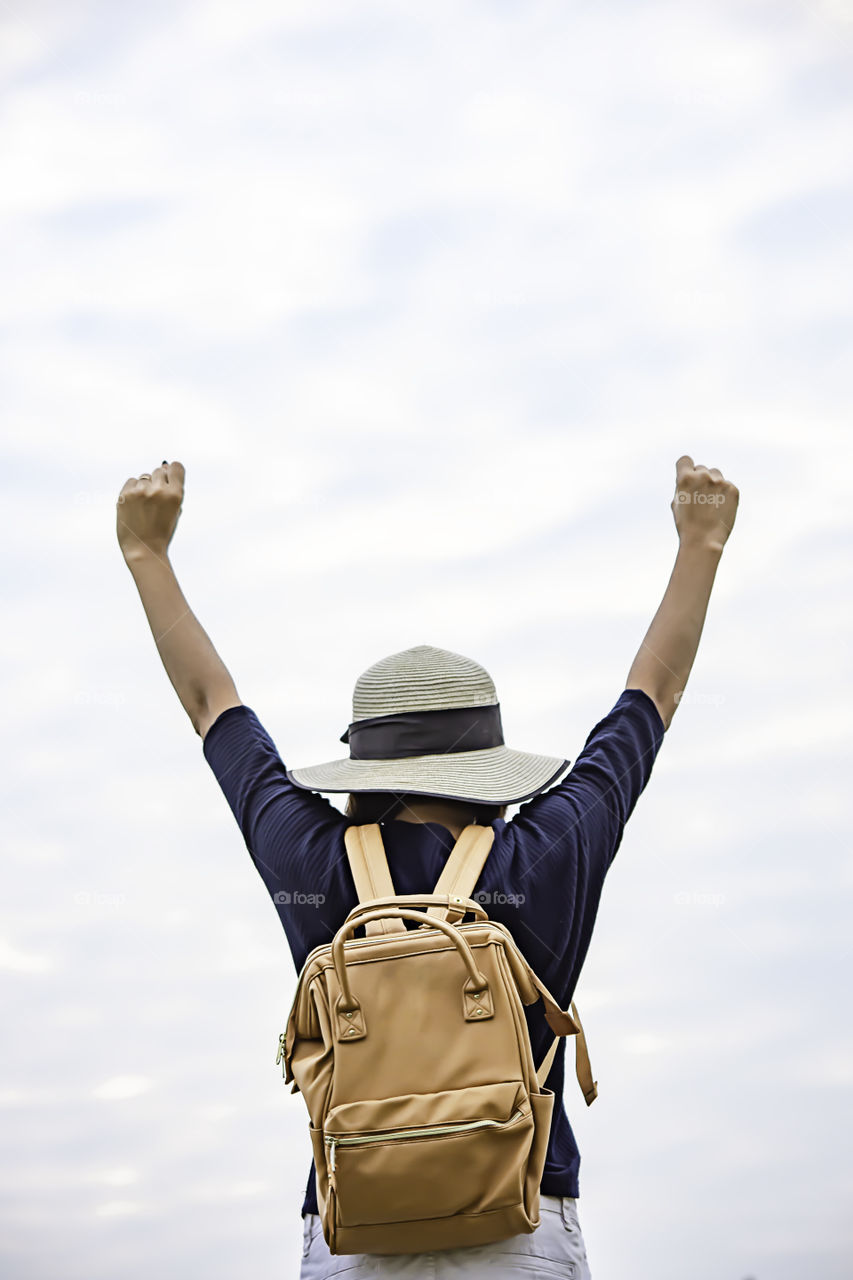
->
[[625, 538, 724, 730], [123, 547, 238, 728]]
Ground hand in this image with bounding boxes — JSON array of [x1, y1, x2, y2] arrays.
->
[[116, 460, 185, 562], [671, 455, 739, 552]]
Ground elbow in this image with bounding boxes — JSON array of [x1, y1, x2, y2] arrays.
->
[[655, 690, 678, 733], [657, 693, 675, 732], [194, 688, 243, 742], [626, 684, 673, 733]]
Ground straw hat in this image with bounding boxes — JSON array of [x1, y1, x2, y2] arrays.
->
[[285, 644, 571, 805]]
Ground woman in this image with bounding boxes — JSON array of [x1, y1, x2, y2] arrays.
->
[[116, 455, 738, 1277]]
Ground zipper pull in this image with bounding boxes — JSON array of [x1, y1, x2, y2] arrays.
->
[[327, 1136, 336, 1175], [275, 1032, 287, 1075]]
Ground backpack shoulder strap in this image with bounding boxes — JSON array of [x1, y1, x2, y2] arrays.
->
[[535, 996, 598, 1107], [425, 824, 496, 923], [343, 823, 407, 937]]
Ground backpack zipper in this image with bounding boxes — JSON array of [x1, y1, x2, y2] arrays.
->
[[325, 1108, 525, 1174]]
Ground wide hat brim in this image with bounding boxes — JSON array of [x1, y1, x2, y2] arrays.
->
[[285, 744, 572, 806]]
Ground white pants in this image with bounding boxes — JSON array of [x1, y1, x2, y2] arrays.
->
[[299, 1195, 593, 1278]]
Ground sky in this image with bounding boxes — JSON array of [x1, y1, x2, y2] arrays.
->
[[1, 0, 852, 1276]]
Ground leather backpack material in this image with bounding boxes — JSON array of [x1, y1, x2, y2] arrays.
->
[[277, 822, 598, 1256]]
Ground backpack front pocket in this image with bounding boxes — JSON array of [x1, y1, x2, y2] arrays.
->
[[323, 1080, 533, 1227]]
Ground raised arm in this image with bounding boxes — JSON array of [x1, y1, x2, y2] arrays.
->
[[625, 455, 739, 732], [116, 461, 242, 739]]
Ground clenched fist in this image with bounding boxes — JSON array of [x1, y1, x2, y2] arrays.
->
[[116, 460, 185, 562], [671, 456, 739, 553]]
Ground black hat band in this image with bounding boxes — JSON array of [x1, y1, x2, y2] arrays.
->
[[340, 704, 504, 761]]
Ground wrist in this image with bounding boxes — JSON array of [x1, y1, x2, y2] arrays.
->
[[122, 543, 171, 569], [677, 535, 726, 558]]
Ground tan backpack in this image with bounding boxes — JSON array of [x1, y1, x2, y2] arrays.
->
[[277, 821, 598, 1256]]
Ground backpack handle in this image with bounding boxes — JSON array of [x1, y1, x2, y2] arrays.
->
[[342, 893, 489, 928], [331, 907, 491, 1016]]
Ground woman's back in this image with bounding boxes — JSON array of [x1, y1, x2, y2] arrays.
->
[[201, 685, 666, 1221]]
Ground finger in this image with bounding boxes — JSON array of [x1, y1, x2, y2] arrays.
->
[[118, 475, 149, 495], [707, 468, 724, 482], [168, 460, 185, 494], [117, 477, 139, 505], [151, 463, 170, 485], [675, 455, 694, 483], [160, 460, 184, 493]]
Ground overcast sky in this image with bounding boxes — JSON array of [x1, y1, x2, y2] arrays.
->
[[2, 1, 852, 1277]]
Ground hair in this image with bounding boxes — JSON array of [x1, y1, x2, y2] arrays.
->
[[345, 791, 508, 825]]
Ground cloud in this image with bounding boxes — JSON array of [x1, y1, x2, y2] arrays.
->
[[0, 939, 53, 973], [2, 2, 852, 1278], [91, 1076, 156, 1100]]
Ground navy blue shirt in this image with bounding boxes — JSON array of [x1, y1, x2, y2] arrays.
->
[[202, 687, 665, 1218]]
